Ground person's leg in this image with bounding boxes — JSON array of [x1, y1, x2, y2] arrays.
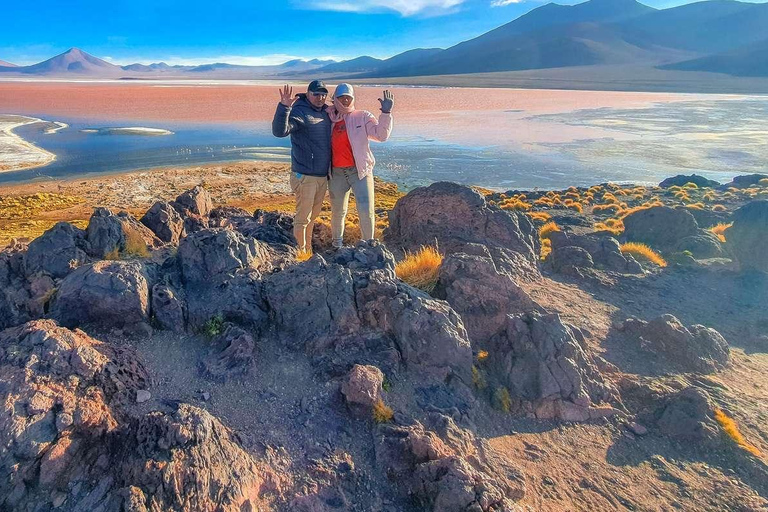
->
[[350, 172, 376, 241], [291, 174, 316, 252], [328, 168, 352, 248], [306, 176, 328, 250]]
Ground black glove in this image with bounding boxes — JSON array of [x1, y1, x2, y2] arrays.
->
[[378, 90, 394, 113]]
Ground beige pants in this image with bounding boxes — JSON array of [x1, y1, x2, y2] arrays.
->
[[290, 173, 327, 252]]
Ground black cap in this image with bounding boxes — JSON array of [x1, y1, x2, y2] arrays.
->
[[308, 79, 328, 94]]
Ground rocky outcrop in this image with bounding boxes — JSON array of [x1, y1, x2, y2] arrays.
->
[[435, 249, 542, 343], [674, 232, 725, 259], [386, 182, 540, 278], [201, 324, 257, 382], [486, 312, 620, 421], [50, 260, 151, 333], [0, 241, 34, 330], [341, 364, 384, 417], [375, 413, 525, 511], [24, 221, 90, 279], [151, 283, 186, 332], [548, 231, 643, 274], [727, 200, 768, 273], [659, 174, 719, 188], [86, 207, 163, 259], [178, 228, 271, 285], [721, 173, 768, 190], [173, 185, 213, 217], [623, 206, 699, 251], [621, 314, 730, 374], [656, 387, 719, 441], [140, 200, 186, 244]]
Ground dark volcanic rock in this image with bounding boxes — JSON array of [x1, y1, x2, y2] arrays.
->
[[623, 314, 730, 373], [721, 173, 768, 190], [659, 174, 720, 189], [435, 250, 542, 343], [173, 185, 213, 217], [674, 232, 725, 259], [656, 387, 719, 441], [24, 221, 90, 279], [86, 207, 163, 259], [201, 324, 256, 382], [549, 231, 643, 273], [186, 271, 269, 333], [684, 206, 730, 229], [50, 260, 151, 332], [488, 311, 620, 421], [0, 241, 34, 330], [549, 245, 594, 275], [151, 283, 186, 332], [375, 413, 525, 511], [341, 364, 384, 417], [623, 206, 699, 250], [178, 228, 271, 285], [386, 182, 540, 278], [140, 200, 186, 244], [727, 200, 768, 273]]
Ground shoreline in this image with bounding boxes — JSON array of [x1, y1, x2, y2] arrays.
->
[[0, 115, 58, 173]]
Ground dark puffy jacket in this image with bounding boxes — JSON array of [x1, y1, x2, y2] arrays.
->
[[272, 94, 331, 177]]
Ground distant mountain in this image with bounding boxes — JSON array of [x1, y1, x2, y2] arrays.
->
[[0, 59, 17, 67], [3, 48, 123, 76], [312, 56, 384, 74], [661, 38, 768, 77]]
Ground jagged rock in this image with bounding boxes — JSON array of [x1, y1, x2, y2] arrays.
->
[[487, 311, 620, 420], [178, 228, 271, 285], [624, 206, 699, 251], [375, 413, 525, 511], [549, 231, 643, 273], [721, 173, 768, 190], [50, 260, 151, 332], [151, 283, 186, 332], [684, 206, 730, 229], [549, 245, 594, 275], [238, 210, 297, 249], [140, 201, 186, 244], [186, 271, 269, 333], [24, 221, 90, 279], [674, 232, 725, 259], [341, 364, 384, 417], [656, 387, 719, 441], [173, 185, 213, 217], [329, 238, 396, 273], [623, 314, 730, 373], [435, 251, 542, 343], [201, 324, 256, 382], [0, 241, 34, 330], [727, 200, 768, 273], [86, 207, 163, 259], [385, 182, 540, 277], [209, 206, 253, 226], [659, 174, 720, 188]]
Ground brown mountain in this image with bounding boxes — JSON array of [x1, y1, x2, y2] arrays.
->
[[0, 48, 123, 76]]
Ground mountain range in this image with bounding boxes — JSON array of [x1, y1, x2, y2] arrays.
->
[[1, 0, 767, 81]]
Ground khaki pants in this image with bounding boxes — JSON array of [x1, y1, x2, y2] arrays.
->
[[328, 167, 375, 248], [290, 173, 328, 252]]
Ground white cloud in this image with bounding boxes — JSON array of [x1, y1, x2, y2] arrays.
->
[[107, 54, 344, 66], [491, 0, 524, 5], [308, 0, 464, 16]]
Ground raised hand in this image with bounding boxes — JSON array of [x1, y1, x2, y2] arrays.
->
[[279, 84, 297, 107], [378, 90, 394, 113]]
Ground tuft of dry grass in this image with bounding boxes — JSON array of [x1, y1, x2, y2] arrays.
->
[[620, 242, 667, 267], [683, 182, 699, 189], [759, 178, 768, 187], [296, 249, 313, 262], [122, 227, 150, 259], [493, 387, 512, 413], [528, 211, 552, 223], [539, 221, 560, 239], [395, 245, 443, 293], [712, 204, 727, 212], [477, 350, 489, 362], [372, 399, 394, 423], [710, 222, 732, 243], [472, 366, 487, 390], [714, 408, 762, 457]]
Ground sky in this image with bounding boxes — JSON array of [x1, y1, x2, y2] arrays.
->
[[3, 0, 768, 66]]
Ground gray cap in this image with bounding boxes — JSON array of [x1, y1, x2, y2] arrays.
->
[[333, 83, 355, 99]]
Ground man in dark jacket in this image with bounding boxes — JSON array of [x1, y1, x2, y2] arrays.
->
[[272, 80, 331, 253]]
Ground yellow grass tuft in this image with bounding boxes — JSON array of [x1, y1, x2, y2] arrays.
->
[[593, 204, 621, 214], [683, 182, 699, 189], [395, 245, 443, 293], [714, 408, 762, 457], [477, 350, 489, 362], [712, 204, 727, 212], [620, 242, 667, 267], [528, 211, 552, 223], [296, 249, 313, 262], [122, 227, 150, 259], [472, 366, 487, 390], [539, 221, 560, 239], [710, 222, 732, 243], [493, 387, 512, 413], [372, 399, 394, 423], [759, 178, 768, 187], [540, 238, 552, 261]]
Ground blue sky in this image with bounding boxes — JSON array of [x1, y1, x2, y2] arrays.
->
[[3, 0, 767, 65]]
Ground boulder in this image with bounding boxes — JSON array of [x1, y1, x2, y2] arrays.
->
[[0, 241, 34, 330], [659, 174, 720, 189], [86, 207, 163, 259], [341, 364, 384, 417], [24, 221, 90, 279], [239, 210, 297, 249], [623, 206, 699, 250], [487, 311, 620, 420], [656, 387, 719, 441], [140, 200, 186, 244], [375, 413, 525, 511], [623, 314, 730, 373], [385, 182, 540, 277], [549, 245, 594, 275], [435, 250, 542, 343], [186, 271, 269, 333], [674, 232, 725, 259], [721, 174, 768, 190], [727, 200, 768, 272], [173, 185, 213, 217], [177, 228, 271, 285], [201, 324, 256, 382], [50, 260, 151, 332], [684, 206, 730, 229], [151, 283, 186, 332], [549, 231, 643, 273]]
